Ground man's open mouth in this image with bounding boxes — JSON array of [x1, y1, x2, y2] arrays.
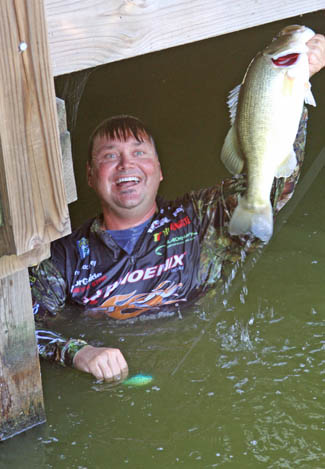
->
[[116, 176, 141, 186]]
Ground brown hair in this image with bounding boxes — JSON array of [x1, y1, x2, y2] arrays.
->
[[88, 115, 156, 164]]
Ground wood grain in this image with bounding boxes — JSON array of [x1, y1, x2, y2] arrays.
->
[[56, 98, 78, 204], [0, 244, 50, 280], [0, 0, 71, 257], [0, 268, 45, 440], [45, 0, 324, 76]]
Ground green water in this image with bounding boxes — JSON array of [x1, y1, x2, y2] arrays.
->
[[1, 11, 325, 468]]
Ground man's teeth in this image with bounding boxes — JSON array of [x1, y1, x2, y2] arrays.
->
[[116, 176, 140, 185]]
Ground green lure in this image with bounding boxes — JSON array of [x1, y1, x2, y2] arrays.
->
[[122, 374, 153, 387]]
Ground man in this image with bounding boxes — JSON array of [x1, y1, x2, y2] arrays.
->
[[30, 33, 325, 382]]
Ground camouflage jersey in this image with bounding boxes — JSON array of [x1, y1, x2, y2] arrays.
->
[[30, 108, 308, 367]]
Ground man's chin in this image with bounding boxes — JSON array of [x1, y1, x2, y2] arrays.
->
[[113, 197, 145, 212], [118, 198, 142, 209]]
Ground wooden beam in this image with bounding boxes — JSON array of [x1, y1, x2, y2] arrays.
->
[[0, 268, 45, 440], [45, 0, 324, 77], [0, 0, 71, 257], [56, 98, 78, 205], [0, 244, 50, 280]]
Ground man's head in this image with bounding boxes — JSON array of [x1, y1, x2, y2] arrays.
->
[[88, 115, 158, 165], [87, 115, 163, 229]]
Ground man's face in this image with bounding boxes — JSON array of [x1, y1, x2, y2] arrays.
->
[[87, 133, 163, 220]]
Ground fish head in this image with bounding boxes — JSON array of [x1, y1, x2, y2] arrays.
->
[[275, 24, 315, 41], [263, 25, 315, 73]]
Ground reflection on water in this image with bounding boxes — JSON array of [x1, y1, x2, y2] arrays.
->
[[1, 10, 325, 468]]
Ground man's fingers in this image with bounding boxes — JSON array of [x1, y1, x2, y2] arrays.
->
[[73, 345, 128, 381], [116, 351, 129, 377], [96, 359, 113, 381], [106, 349, 129, 381], [307, 34, 325, 77], [92, 362, 109, 381]]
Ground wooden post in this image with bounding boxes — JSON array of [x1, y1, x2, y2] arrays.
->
[[0, 269, 46, 440], [0, 0, 71, 257], [0, 0, 73, 438]]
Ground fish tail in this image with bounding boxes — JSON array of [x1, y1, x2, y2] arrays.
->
[[229, 197, 273, 243]]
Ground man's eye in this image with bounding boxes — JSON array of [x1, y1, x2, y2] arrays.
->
[[103, 153, 117, 160], [135, 151, 144, 157]]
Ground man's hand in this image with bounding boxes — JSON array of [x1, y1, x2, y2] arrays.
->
[[73, 345, 128, 381], [307, 34, 325, 78]]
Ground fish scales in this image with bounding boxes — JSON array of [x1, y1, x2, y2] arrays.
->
[[237, 53, 301, 204], [221, 25, 316, 242]]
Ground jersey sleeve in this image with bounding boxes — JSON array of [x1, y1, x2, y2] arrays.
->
[[29, 257, 67, 315], [29, 257, 88, 367], [34, 325, 88, 367]]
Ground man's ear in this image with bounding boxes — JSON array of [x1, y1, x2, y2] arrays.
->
[[87, 162, 93, 188], [158, 161, 163, 182]]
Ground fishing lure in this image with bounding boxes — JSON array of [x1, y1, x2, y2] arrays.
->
[[122, 374, 153, 387]]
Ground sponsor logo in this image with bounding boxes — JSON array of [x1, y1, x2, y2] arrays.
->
[[72, 274, 107, 293], [81, 260, 97, 270], [153, 216, 191, 242], [155, 231, 198, 255], [154, 226, 170, 242], [71, 272, 103, 291], [92, 275, 107, 287], [72, 285, 87, 294], [147, 206, 185, 233], [87, 281, 185, 320], [82, 252, 187, 305], [77, 237, 90, 259], [148, 216, 172, 234]]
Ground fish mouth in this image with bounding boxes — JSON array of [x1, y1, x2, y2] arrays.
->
[[264, 24, 315, 64], [266, 44, 307, 61], [271, 52, 300, 67]]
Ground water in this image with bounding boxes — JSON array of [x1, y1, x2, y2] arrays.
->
[[1, 10, 325, 468]]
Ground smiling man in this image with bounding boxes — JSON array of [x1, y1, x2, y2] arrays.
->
[[30, 33, 325, 382], [87, 117, 163, 230]]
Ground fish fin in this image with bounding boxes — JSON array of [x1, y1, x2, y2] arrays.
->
[[275, 148, 297, 178], [220, 125, 244, 175], [227, 84, 241, 125], [229, 197, 273, 243], [304, 82, 316, 107]]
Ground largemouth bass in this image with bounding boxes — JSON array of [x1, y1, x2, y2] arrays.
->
[[221, 25, 316, 242]]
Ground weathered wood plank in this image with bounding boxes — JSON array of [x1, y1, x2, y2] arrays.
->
[[0, 0, 71, 257], [0, 269, 45, 440], [56, 98, 78, 204], [0, 244, 50, 280], [45, 0, 324, 76]]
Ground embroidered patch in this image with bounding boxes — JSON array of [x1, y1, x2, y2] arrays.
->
[[77, 237, 90, 259]]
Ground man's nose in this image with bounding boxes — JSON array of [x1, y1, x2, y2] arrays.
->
[[117, 152, 134, 170]]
